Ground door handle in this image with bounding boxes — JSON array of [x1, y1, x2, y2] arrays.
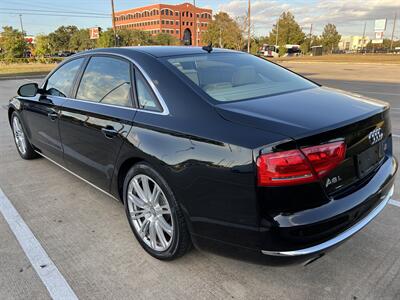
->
[[47, 112, 58, 121], [101, 126, 118, 138]]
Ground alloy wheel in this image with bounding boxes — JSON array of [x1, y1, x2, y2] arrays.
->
[[127, 174, 174, 252], [12, 116, 27, 155]]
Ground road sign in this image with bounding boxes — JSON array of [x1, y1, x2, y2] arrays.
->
[[374, 19, 387, 32], [375, 32, 384, 39], [89, 27, 100, 39]]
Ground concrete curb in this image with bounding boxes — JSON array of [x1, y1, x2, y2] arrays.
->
[[0, 74, 47, 81]]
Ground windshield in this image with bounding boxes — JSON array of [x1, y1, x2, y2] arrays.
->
[[166, 53, 316, 102]]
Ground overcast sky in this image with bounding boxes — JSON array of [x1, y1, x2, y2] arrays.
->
[[0, 0, 399, 39]]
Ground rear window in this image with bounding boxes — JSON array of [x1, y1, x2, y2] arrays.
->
[[166, 53, 316, 102]]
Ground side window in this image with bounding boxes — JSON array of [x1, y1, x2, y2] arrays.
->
[[76, 56, 132, 107], [135, 70, 162, 112], [46, 58, 84, 97]]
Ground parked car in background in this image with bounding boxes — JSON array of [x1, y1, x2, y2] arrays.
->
[[9, 46, 397, 263], [259, 44, 279, 58], [57, 50, 75, 57]]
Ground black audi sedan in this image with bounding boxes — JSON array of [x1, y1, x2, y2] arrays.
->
[[8, 46, 397, 263]]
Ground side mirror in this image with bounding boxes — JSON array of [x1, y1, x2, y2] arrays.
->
[[17, 83, 41, 97]]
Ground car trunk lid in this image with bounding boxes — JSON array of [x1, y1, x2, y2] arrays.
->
[[216, 87, 391, 195]]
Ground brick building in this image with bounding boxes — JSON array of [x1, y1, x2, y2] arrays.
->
[[114, 3, 212, 46]]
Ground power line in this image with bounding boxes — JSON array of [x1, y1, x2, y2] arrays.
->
[[2, 0, 109, 15], [0, 8, 110, 16], [0, 12, 109, 18]]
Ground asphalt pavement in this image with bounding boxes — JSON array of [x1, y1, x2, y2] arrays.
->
[[0, 74, 399, 299]]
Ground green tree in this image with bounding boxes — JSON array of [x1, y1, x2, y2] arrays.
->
[[252, 36, 269, 55], [48, 25, 79, 52], [97, 28, 115, 48], [321, 23, 341, 53], [117, 29, 152, 46], [34, 34, 51, 57], [69, 29, 96, 51], [269, 12, 305, 48], [300, 35, 321, 54], [97, 28, 153, 47], [0, 26, 28, 59], [202, 12, 243, 50], [153, 33, 179, 45]]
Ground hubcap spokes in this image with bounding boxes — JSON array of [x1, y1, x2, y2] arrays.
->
[[13, 117, 27, 155], [128, 174, 173, 251]]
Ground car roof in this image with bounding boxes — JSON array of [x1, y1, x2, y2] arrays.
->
[[85, 46, 241, 58]]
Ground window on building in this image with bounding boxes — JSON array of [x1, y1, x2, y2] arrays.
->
[[175, 12, 179, 16], [161, 9, 164, 15], [162, 20, 165, 24], [176, 30, 179, 34], [176, 21, 179, 25]]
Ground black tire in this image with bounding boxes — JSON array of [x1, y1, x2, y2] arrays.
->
[[123, 162, 191, 260], [10, 111, 39, 160]]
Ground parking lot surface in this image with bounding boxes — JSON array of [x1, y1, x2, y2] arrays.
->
[[0, 71, 399, 299]]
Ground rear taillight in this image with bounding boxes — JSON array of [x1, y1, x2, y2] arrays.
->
[[301, 141, 346, 178], [257, 141, 346, 186]]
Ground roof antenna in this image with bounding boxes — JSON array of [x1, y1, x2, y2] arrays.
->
[[202, 42, 213, 53]]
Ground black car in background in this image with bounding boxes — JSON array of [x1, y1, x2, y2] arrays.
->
[[9, 47, 397, 263]]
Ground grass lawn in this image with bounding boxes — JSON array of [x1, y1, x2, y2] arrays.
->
[[0, 54, 399, 77], [271, 54, 400, 64], [0, 63, 57, 77]]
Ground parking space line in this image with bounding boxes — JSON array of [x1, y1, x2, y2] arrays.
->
[[0, 187, 78, 300], [389, 199, 400, 208]]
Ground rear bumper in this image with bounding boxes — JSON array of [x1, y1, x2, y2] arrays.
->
[[259, 155, 397, 258], [191, 156, 397, 265], [261, 185, 393, 257]]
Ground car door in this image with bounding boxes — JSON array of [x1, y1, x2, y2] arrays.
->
[[22, 58, 85, 163], [59, 55, 136, 192]]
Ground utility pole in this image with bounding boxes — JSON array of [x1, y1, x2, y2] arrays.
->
[[193, 0, 197, 46], [219, 27, 222, 48], [390, 12, 397, 52], [19, 14, 24, 35], [361, 21, 366, 53], [309, 23, 313, 52], [110, 0, 117, 47], [275, 16, 279, 46], [247, 0, 251, 53]]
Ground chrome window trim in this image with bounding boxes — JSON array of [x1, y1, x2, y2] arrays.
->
[[43, 51, 170, 116], [261, 185, 394, 257]]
